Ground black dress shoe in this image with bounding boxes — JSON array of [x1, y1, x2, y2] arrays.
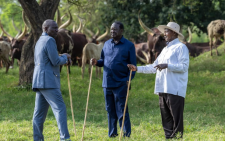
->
[[109, 134, 118, 138]]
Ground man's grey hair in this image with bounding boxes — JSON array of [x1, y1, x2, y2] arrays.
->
[[42, 19, 56, 31]]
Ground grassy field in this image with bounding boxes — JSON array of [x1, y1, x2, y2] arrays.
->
[[1, 44, 225, 141]]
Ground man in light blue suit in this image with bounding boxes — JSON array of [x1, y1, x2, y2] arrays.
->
[[32, 19, 71, 141]]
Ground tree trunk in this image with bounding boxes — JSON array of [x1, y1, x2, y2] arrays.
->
[[18, 0, 60, 85]]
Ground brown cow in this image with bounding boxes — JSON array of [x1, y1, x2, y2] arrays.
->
[[70, 33, 88, 67], [207, 20, 225, 56], [0, 18, 28, 68], [138, 12, 166, 63]]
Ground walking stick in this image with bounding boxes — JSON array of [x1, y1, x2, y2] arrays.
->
[[67, 65, 77, 136], [119, 70, 132, 141], [81, 65, 94, 141]]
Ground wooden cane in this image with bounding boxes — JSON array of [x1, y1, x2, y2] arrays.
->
[[119, 70, 132, 141], [67, 65, 77, 136], [81, 65, 94, 141]]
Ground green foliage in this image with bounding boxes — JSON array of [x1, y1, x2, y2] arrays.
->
[[0, 1, 23, 37], [1, 44, 225, 140]]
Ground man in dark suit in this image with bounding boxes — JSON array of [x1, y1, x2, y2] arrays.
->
[[32, 19, 71, 141], [90, 21, 136, 137]]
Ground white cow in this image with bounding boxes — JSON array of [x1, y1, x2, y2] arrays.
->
[[81, 42, 104, 79]]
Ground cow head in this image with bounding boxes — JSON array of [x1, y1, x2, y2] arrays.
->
[[138, 11, 167, 62], [151, 33, 166, 56], [11, 26, 28, 49]]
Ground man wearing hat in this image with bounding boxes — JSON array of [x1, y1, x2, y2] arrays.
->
[[127, 22, 189, 139]]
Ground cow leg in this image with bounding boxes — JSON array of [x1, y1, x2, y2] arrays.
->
[[214, 37, 219, 56], [150, 51, 153, 63], [0, 60, 3, 69], [88, 64, 91, 78], [6, 60, 10, 73], [209, 37, 213, 56], [60, 65, 63, 73], [17, 60, 20, 66], [69, 65, 71, 74], [95, 66, 98, 78], [82, 63, 85, 79], [2, 58, 10, 73], [9, 58, 14, 69], [98, 67, 101, 79]]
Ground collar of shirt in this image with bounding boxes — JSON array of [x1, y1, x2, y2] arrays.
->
[[111, 36, 125, 44], [42, 32, 48, 36], [166, 38, 179, 48]]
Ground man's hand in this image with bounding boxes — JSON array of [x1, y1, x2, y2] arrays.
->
[[127, 64, 137, 71], [90, 58, 97, 65], [63, 53, 72, 66], [154, 64, 168, 71]]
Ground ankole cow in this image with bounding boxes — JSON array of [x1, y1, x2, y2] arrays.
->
[[207, 20, 225, 56]]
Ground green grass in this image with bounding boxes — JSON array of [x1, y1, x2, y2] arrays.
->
[[1, 44, 225, 141]]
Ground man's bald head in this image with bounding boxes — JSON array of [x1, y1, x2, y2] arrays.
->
[[42, 19, 58, 39]]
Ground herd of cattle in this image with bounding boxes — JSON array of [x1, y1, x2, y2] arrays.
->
[[0, 10, 224, 78]]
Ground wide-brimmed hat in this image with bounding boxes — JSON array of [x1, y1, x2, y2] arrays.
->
[[158, 22, 184, 40]]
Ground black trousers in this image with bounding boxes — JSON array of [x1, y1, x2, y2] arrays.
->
[[159, 93, 185, 139]]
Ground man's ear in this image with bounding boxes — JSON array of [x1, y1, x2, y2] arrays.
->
[[120, 29, 124, 33], [44, 27, 48, 32]]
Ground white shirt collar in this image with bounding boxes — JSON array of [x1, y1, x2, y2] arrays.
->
[[166, 38, 179, 48]]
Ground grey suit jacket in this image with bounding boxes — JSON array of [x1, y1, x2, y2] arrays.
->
[[32, 32, 67, 91]]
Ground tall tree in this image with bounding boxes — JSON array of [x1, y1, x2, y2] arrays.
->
[[18, 0, 60, 85]]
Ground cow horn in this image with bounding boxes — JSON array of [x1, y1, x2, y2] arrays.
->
[[22, 10, 31, 30], [12, 18, 21, 33], [14, 30, 22, 39], [81, 22, 85, 33], [136, 53, 147, 64], [96, 27, 109, 42], [94, 28, 100, 37], [141, 50, 150, 63], [84, 28, 94, 37], [138, 11, 154, 36], [140, 31, 147, 35], [187, 27, 192, 43], [0, 20, 13, 41], [59, 11, 72, 29], [61, 14, 67, 20], [56, 9, 62, 27], [0, 31, 3, 37], [76, 19, 82, 33], [73, 24, 76, 33], [17, 25, 28, 41]]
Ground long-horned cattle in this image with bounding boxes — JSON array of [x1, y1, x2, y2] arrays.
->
[[81, 27, 109, 79], [55, 10, 74, 73], [138, 12, 166, 63], [138, 12, 210, 63], [65, 17, 88, 67], [0, 17, 28, 69], [0, 41, 11, 73], [207, 20, 225, 56]]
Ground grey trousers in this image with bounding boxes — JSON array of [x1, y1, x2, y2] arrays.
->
[[33, 88, 70, 141]]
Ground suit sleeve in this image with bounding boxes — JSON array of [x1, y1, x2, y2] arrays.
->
[[45, 38, 68, 66]]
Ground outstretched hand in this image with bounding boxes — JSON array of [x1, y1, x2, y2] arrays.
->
[[154, 64, 168, 71], [127, 64, 137, 71], [90, 58, 97, 65]]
